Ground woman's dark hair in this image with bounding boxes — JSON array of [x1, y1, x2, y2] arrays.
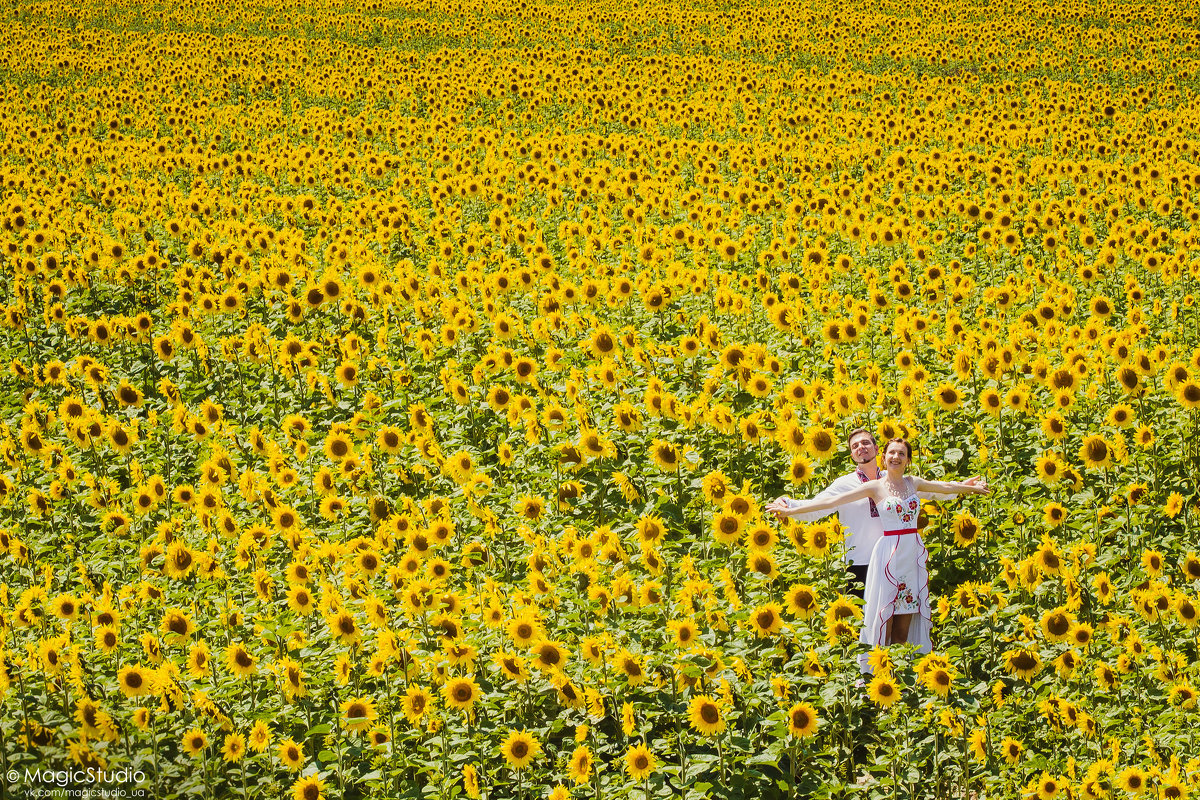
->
[[885, 437, 912, 459]]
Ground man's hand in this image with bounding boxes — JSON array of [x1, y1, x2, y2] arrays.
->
[[766, 496, 796, 521]]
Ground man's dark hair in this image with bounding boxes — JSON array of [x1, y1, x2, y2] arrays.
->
[[846, 428, 875, 446]]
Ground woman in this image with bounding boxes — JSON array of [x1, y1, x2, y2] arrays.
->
[[766, 438, 989, 655]]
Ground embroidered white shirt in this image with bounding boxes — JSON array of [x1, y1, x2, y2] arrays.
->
[[791, 471, 947, 566]]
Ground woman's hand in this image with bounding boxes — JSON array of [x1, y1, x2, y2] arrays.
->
[[963, 476, 991, 495]]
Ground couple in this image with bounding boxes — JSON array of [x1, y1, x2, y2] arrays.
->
[[767, 429, 989, 667]]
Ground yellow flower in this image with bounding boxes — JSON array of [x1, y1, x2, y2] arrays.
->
[[1004, 646, 1042, 680], [687, 694, 725, 736], [785, 584, 819, 618], [952, 512, 981, 546], [786, 702, 819, 738], [182, 728, 207, 758], [499, 729, 539, 770], [1165, 492, 1184, 518], [117, 665, 152, 698], [248, 720, 271, 753], [225, 644, 257, 678], [624, 744, 656, 780], [1177, 379, 1200, 409], [221, 732, 246, 763], [747, 603, 783, 638], [567, 745, 594, 785], [648, 438, 681, 472], [868, 674, 901, 708], [341, 697, 377, 732], [1116, 766, 1149, 795], [443, 677, 480, 712], [463, 765, 481, 799], [1079, 434, 1112, 469], [291, 775, 326, 800]]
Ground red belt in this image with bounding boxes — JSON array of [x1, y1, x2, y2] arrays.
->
[[884, 528, 918, 537]]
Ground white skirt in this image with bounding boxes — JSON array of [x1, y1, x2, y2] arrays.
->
[[860, 531, 932, 654]]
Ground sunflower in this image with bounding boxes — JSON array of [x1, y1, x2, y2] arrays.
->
[[868, 674, 901, 708], [1176, 595, 1198, 627], [624, 744, 656, 780], [1176, 379, 1200, 409], [161, 608, 194, 643], [222, 732, 246, 763], [225, 644, 257, 678], [746, 552, 777, 579], [1034, 540, 1063, 576], [933, 382, 962, 410], [182, 728, 207, 758], [1165, 492, 1185, 519], [341, 696, 378, 732], [1041, 607, 1073, 642], [1105, 403, 1134, 428], [506, 615, 542, 647], [787, 454, 813, 485], [1042, 502, 1067, 528], [247, 720, 271, 753], [615, 650, 648, 685], [162, 542, 195, 579], [443, 677, 480, 712], [327, 611, 360, 646], [402, 686, 432, 724], [805, 426, 837, 459], [710, 510, 742, 545], [568, 745, 594, 785], [531, 640, 569, 672], [463, 764, 481, 799], [924, 667, 955, 697], [291, 775, 326, 800], [952, 512, 980, 546], [376, 426, 403, 454], [785, 584, 819, 618], [667, 619, 699, 648], [1115, 767, 1148, 795], [1115, 366, 1141, 394], [686, 694, 727, 737], [747, 603, 783, 638], [500, 729, 540, 770], [786, 702, 819, 738], [1035, 772, 1062, 800], [287, 586, 315, 615], [979, 389, 1003, 417], [999, 737, 1023, 764], [1168, 683, 1197, 708], [1003, 646, 1042, 680], [649, 439, 681, 472], [117, 665, 152, 698], [95, 625, 119, 653]]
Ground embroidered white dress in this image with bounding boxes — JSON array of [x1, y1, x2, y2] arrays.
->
[[859, 477, 932, 655]]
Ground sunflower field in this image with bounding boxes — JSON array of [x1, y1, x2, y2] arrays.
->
[[0, 0, 1199, 797]]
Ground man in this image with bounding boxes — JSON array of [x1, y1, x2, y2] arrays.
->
[[771, 428, 882, 599]]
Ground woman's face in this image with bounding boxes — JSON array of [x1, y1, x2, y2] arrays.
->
[[884, 442, 909, 470]]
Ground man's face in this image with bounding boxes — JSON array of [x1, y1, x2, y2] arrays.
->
[[849, 434, 878, 466]]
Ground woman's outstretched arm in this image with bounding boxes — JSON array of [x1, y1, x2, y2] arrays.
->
[[911, 475, 990, 497]]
